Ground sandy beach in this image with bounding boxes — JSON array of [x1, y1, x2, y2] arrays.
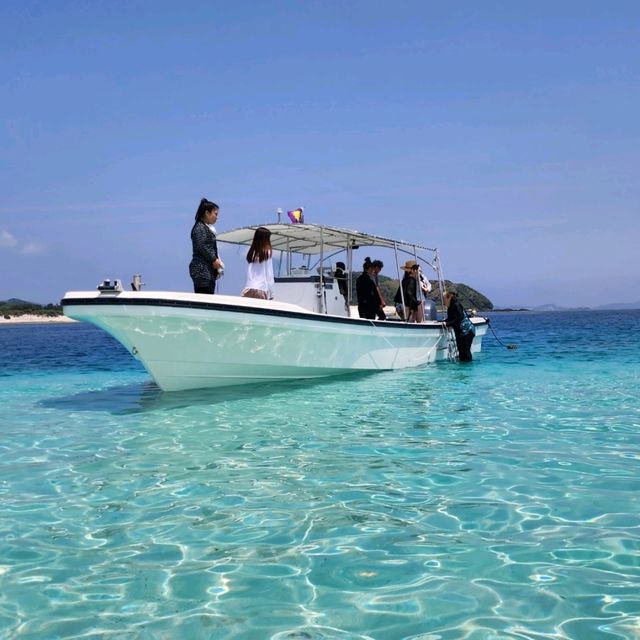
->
[[0, 314, 78, 325]]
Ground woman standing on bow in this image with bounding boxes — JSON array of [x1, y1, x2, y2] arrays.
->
[[242, 226, 275, 300], [189, 198, 224, 294]]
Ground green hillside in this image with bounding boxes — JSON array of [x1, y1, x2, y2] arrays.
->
[[427, 280, 494, 311]]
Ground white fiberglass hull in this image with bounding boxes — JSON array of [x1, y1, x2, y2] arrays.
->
[[62, 291, 487, 391]]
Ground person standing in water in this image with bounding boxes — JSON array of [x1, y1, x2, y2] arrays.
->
[[442, 290, 475, 362]]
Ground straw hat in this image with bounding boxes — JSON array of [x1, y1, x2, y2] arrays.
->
[[401, 259, 418, 271]]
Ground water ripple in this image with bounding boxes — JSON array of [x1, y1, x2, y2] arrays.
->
[[1, 314, 640, 638]]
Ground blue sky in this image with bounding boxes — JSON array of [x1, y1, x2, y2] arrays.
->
[[1, 1, 639, 307]]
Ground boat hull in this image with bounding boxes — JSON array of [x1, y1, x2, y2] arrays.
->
[[62, 292, 487, 391]]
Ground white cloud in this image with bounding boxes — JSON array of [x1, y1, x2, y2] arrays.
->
[[0, 231, 46, 254], [0, 230, 18, 248], [20, 242, 45, 255]]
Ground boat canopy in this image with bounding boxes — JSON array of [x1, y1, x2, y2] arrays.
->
[[217, 223, 436, 256]]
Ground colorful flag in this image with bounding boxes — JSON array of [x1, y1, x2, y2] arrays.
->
[[287, 207, 304, 224]]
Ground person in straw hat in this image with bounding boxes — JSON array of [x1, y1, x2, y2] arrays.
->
[[398, 259, 424, 323]]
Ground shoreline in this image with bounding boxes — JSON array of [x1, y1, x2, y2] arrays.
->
[[0, 314, 78, 325]]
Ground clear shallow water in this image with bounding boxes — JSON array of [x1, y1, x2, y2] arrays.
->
[[1, 311, 639, 640]]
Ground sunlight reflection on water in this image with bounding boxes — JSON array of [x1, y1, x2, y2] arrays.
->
[[1, 311, 639, 638]]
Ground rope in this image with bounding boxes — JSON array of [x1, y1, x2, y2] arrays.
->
[[365, 318, 396, 349], [487, 318, 518, 350]]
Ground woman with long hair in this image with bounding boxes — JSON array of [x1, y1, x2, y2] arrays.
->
[[443, 290, 475, 361], [189, 198, 224, 294], [241, 226, 275, 299]]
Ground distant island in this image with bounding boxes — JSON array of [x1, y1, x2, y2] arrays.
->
[[1, 298, 63, 320], [493, 301, 640, 312]]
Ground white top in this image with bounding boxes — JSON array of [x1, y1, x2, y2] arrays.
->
[[244, 258, 275, 298]]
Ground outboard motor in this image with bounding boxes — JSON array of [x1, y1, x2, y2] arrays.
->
[[424, 298, 437, 320]]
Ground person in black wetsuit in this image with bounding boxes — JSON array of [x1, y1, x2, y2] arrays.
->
[[442, 290, 474, 361]]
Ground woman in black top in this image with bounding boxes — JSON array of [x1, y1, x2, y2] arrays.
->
[[443, 290, 474, 361], [400, 260, 423, 322], [356, 258, 379, 319], [189, 198, 223, 294]]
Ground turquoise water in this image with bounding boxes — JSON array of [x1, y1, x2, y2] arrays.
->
[[1, 311, 639, 640]]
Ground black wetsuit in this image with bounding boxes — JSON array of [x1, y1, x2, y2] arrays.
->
[[444, 300, 474, 362]]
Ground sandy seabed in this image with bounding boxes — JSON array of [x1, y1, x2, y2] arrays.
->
[[0, 314, 78, 325]]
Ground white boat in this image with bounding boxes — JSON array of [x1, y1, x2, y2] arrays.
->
[[62, 223, 488, 391]]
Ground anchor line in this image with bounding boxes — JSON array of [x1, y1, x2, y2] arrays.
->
[[487, 318, 518, 350]]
